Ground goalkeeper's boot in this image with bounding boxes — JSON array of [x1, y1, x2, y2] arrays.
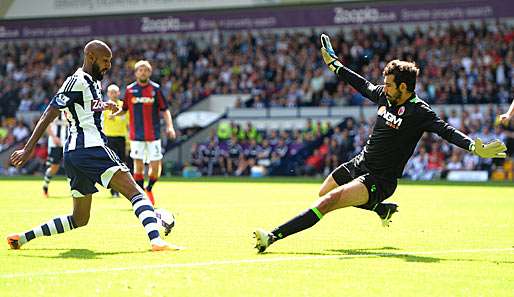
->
[[253, 228, 277, 253], [376, 203, 398, 227], [6, 234, 21, 250], [151, 238, 182, 252]]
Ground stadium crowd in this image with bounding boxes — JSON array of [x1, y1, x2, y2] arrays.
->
[[0, 20, 513, 177], [1, 21, 512, 119], [190, 105, 514, 179]]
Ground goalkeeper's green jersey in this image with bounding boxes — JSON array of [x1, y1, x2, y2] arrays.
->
[[336, 66, 473, 179]]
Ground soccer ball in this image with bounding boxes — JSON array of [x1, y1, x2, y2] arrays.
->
[[155, 208, 175, 236]]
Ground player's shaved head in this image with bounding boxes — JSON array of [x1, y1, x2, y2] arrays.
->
[[84, 40, 112, 58], [83, 40, 112, 81]]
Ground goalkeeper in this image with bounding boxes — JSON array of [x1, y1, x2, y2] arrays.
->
[[253, 34, 507, 253]]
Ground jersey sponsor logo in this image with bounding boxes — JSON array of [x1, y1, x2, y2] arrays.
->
[[91, 99, 104, 112], [378, 105, 403, 129], [132, 96, 155, 104]]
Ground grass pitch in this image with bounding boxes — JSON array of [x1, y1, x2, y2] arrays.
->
[[0, 178, 513, 297]]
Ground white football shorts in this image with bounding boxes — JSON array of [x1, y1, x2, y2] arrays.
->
[[130, 140, 163, 162]]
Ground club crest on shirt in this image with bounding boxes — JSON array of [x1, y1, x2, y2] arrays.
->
[[398, 106, 405, 116]]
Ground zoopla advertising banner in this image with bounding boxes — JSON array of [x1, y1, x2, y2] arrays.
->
[[0, 0, 512, 40]]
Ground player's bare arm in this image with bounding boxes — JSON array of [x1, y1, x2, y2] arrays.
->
[[162, 109, 176, 140], [498, 99, 514, 124], [10, 106, 61, 167], [102, 100, 120, 113], [111, 108, 127, 117]]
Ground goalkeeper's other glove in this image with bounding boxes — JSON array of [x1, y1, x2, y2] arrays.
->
[[470, 138, 507, 158], [320, 33, 343, 73]]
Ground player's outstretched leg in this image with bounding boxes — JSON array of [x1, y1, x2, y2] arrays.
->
[[7, 195, 92, 249], [320, 174, 398, 227], [109, 170, 181, 251], [254, 179, 369, 253]]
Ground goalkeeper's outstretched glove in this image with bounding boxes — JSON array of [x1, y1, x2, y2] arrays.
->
[[320, 33, 343, 73], [471, 138, 507, 158]]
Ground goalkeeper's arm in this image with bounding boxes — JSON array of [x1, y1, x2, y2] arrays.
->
[[423, 106, 507, 159], [320, 34, 382, 102]]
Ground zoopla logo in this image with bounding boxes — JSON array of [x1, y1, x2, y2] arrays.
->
[[334, 7, 380, 24], [333, 6, 397, 24]]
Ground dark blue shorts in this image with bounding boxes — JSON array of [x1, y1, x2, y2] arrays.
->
[[63, 146, 129, 197], [46, 147, 63, 165]]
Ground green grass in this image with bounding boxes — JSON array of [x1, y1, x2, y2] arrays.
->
[[0, 179, 513, 297]]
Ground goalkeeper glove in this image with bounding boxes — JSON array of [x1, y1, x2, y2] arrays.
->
[[470, 138, 507, 158], [320, 33, 343, 73]]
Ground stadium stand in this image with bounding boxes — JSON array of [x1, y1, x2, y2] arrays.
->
[[0, 20, 513, 179]]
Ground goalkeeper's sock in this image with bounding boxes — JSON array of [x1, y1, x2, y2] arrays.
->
[[271, 207, 323, 241], [130, 193, 161, 243], [18, 215, 78, 246]]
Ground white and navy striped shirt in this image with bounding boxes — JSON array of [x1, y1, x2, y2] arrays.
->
[[47, 112, 68, 149], [50, 68, 107, 152]]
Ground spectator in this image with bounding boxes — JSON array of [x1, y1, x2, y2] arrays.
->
[[304, 149, 324, 176], [427, 142, 445, 179], [446, 151, 463, 171], [12, 120, 29, 142], [405, 146, 429, 180]]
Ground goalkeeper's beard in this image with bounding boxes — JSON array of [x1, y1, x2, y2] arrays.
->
[[387, 92, 401, 105], [386, 89, 402, 105]]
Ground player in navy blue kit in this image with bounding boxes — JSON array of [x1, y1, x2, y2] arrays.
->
[[253, 34, 507, 253], [7, 40, 179, 252]]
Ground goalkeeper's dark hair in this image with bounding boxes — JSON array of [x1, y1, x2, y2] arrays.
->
[[383, 60, 419, 92]]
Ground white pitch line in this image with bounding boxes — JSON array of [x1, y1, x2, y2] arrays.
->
[[1, 247, 513, 279]]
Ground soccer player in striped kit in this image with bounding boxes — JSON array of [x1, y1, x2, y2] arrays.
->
[[42, 112, 67, 197], [7, 40, 179, 251], [115, 60, 176, 205]]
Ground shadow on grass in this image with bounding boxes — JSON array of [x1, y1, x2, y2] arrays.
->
[[19, 248, 148, 259], [267, 246, 514, 265], [266, 246, 440, 262], [47, 196, 73, 199]]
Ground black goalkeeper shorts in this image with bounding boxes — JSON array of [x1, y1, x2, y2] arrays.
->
[[330, 158, 397, 209]]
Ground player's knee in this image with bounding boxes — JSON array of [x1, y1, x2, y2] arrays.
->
[[318, 187, 329, 197], [318, 189, 343, 212], [73, 213, 90, 227]]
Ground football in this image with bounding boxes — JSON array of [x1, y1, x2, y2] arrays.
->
[[154, 208, 175, 236]]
